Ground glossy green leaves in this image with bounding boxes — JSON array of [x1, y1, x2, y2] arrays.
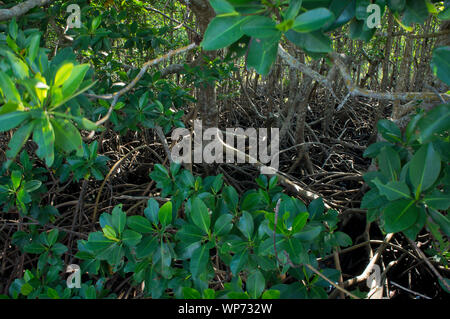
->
[[192, 197, 211, 234], [0, 52, 93, 169], [292, 8, 335, 32], [241, 16, 280, 38], [200, 2, 336, 75], [201, 16, 250, 50], [0, 111, 30, 132], [363, 105, 448, 240], [383, 199, 420, 233], [409, 143, 441, 196], [431, 46, 450, 86], [246, 35, 281, 75]]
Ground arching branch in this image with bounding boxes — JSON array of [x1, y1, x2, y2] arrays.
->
[[0, 0, 52, 21]]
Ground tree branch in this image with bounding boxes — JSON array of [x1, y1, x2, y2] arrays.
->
[[329, 52, 450, 103], [0, 0, 52, 21], [84, 43, 198, 137], [278, 45, 450, 105], [278, 44, 337, 100]]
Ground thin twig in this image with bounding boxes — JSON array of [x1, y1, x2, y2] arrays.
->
[[390, 281, 432, 299], [407, 238, 450, 292]]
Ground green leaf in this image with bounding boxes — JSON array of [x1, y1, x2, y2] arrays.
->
[[356, 0, 371, 20], [293, 225, 322, 241], [122, 229, 142, 247], [383, 199, 420, 233], [33, 117, 55, 167], [50, 118, 83, 157], [0, 71, 22, 103], [203, 288, 216, 299], [46, 229, 59, 246], [373, 179, 412, 200], [127, 215, 153, 233], [246, 270, 265, 299], [85, 232, 116, 252], [230, 249, 248, 275], [291, 212, 309, 233], [11, 170, 21, 189], [246, 34, 281, 76], [4, 122, 35, 170], [135, 236, 158, 258], [213, 214, 234, 236], [308, 198, 325, 219], [210, 0, 236, 14], [158, 201, 173, 228], [402, 206, 426, 240], [201, 16, 250, 50], [388, 0, 406, 11], [20, 283, 33, 296], [112, 205, 126, 235], [292, 8, 335, 32], [190, 244, 209, 278], [284, 0, 303, 20], [241, 16, 280, 38], [91, 16, 102, 31], [349, 18, 376, 42], [144, 198, 160, 224], [284, 237, 306, 264], [425, 0, 438, 14], [402, 0, 429, 26], [54, 63, 74, 87], [170, 161, 181, 176], [237, 211, 254, 240], [0, 111, 30, 132], [262, 289, 281, 299], [241, 193, 262, 212], [438, 6, 450, 20], [377, 146, 401, 181], [0, 101, 22, 115], [61, 64, 90, 98], [73, 116, 98, 131], [363, 142, 393, 158], [423, 190, 450, 210], [431, 47, 450, 86], [191, 197, 211, 234], [377, 119, 402, 143], [24, 242, 46, 254], [285, 29, 332, 53], [51, 243, 68, 255], [27, 33, 41, 63], [427, 208, 450, 237], [409, 143, 441, 195], [46, 287, 59, 299], [416, 104, 450, 143], [176, 224, 206, 244], [182, 287, 202, 299], [5, 51, 29, 80], [265, 212, 287, 235], [51, 80, 97, 109], [324, 0, 356, 31], [23, 180, 42, 192], [223, 185, 239, 211], [102, 243, 124, 265], [334, 231, 352, 247], [212, 174, 224, 193], [102, 225, 118, 241], [9, 18, 18, 40], [151, 164, 169, 179]]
